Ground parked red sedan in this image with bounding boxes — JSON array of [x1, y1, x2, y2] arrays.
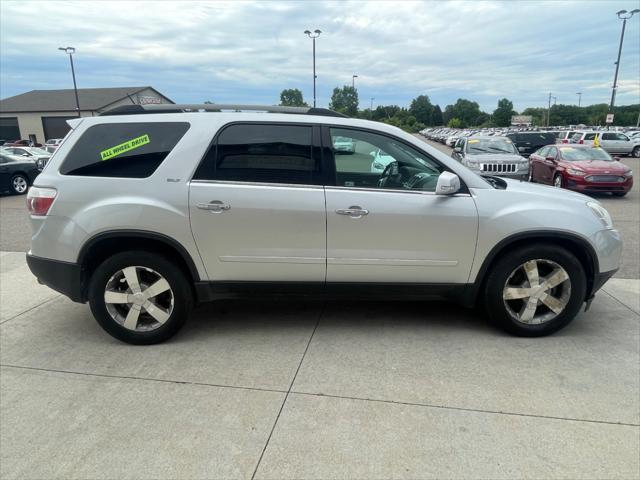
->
[[529, 144, 633, 196]]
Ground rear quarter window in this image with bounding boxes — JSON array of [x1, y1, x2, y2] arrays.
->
[[60, 122, 190, 177]]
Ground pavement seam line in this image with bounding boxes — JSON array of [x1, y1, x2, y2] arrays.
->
[[599, 288, 640, 316], [290, 390, 640, 428], [250, 303, 325, 480], [0, 364, 288, 395], [0, 294, 61, 325]]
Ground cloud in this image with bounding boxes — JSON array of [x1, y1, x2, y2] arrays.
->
[[1, 0, 638, 112]]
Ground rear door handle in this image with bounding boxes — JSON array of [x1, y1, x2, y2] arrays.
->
[[197, 200, 231, 213], [336, 206, 369, 218]]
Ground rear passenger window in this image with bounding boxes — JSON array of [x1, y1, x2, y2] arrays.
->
[[60, 122, 190, 177], [195, 124, 319, 185]]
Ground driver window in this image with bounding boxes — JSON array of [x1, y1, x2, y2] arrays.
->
[[329, 127, 444, 192]]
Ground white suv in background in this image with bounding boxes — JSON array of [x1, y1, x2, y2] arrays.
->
[[26, 104, 621, 344]]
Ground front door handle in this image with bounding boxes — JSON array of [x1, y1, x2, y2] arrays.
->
[[336, 206, 369, 218], [197, 200, 231, 213]]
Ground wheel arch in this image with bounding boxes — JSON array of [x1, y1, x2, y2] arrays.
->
[[464, 230, 599, 306], [78, 230, 201, 301]]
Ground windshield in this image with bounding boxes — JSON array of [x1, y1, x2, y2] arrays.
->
[[28, 148, 50, 155], [559, 147, 613, 161], [466, 138, 517, 154]]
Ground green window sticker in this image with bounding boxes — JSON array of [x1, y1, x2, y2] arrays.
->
[[100, 134, 150, 161]]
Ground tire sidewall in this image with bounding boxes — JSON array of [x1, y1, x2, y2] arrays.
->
[[484, 244, 587, 336], [88, 251, 193, 344]]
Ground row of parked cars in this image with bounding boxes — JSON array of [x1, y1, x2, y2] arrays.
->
[[0, 143, 56, 195], [420, 128, 635, 197], [422, 127, 640, 158]]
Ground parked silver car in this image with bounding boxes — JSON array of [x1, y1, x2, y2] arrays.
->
[[26, 104, 621, 344], [451, 136, 529, 180]]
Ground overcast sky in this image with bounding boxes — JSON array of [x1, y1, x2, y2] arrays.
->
[[1, 0, 639, 112]]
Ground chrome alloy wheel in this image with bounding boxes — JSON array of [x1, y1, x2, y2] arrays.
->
[[12, 176, 27, 193], [104, 266, 174, 332], [503, 259, 571, 325]]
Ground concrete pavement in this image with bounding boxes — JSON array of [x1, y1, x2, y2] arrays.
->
[[1, 251, 639, 479]]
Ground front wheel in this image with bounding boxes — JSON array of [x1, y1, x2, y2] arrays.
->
[[88, 251, 193, 344], [483, 244, 586, 336], [632, 146, 640, 158], [553, 174, 563, 188]]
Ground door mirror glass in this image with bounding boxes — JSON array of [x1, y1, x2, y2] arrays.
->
[[435, 171, 461, 195]]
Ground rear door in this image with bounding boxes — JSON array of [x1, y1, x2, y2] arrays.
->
[[323, 126, 478, 285], [189, 122, 327, 282]]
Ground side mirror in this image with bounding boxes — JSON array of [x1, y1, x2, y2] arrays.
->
[[613, 156, 621, 161], [545, 156, 555, 162], [453, 146, 462, 153], [435, 171, 461, 195]]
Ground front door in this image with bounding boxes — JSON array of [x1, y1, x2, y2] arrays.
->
[[324, 127, 478, 284], [189, 123, 326, 282]]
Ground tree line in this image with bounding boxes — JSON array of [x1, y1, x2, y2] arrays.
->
[[279, 87, 639, 132]]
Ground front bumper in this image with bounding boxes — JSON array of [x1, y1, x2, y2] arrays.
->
[[565, 176, 633, 194], [26, 254, 85, 303]]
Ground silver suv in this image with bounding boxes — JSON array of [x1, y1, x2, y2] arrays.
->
[[26, 104, 622, 344]]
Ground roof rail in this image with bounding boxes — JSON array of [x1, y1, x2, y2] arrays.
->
[[100, 103, 348, 118]]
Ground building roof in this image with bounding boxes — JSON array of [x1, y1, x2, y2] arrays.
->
[[0, 87, 173, 113]]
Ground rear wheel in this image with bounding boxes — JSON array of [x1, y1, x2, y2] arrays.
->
[[483, 244, 586, 336], [632, 146, 640, 158], [10, 174, 28, 194], [88, 251, 193, 344], [553, 174, 563, 188]]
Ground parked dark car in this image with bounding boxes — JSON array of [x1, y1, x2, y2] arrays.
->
[[504, 132, 557, 157], [0, 153, 40, 195], [529, 145, 633, 196]]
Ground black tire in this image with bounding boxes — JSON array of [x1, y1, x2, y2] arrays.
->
[[483, 244, 587, 337], [612, 191, 627, 197], [553, 174, 563, 188], [632, 146, 640, 158], [88, 251, 193, 345], [10, 174, 29, 195]]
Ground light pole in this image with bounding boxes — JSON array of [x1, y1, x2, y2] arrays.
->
[[304, 29, 322, 108], [576, 92, 582, 107], [352, 74, 358, 89], [608, 9, 640, 123], [58, 47, 80, 117]]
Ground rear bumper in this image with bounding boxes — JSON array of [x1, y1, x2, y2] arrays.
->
[[26, 254, 85, 303]]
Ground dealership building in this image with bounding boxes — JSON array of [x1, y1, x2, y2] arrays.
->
[[0, 86, 173, 144]]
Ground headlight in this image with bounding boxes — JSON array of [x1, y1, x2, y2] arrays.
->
[[587, 201, 613, 229], [567, 168, 586, 176]]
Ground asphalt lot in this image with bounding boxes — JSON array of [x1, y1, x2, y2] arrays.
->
[[0, 149, 639, 478]]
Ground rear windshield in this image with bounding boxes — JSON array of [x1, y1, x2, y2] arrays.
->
[[514, 133, 556, 144], [60, 122, 190, 177]]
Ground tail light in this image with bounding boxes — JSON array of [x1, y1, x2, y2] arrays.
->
[[26, 187, 57, 216]]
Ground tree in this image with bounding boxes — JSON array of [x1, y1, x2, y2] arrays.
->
[[409, 95, 434, 125], [329, 86, 359, 117], [447, 118, 462, 128], [443, 99, 483, 127], [492, 98, 516, 127], [279, 88, 308, 107], [432, 105, 443, 126]]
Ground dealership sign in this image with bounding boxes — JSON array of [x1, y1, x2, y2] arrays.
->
[[511, 115, 532, 125], [139, 96, 163, 105], [606, 113, 614, 124]]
